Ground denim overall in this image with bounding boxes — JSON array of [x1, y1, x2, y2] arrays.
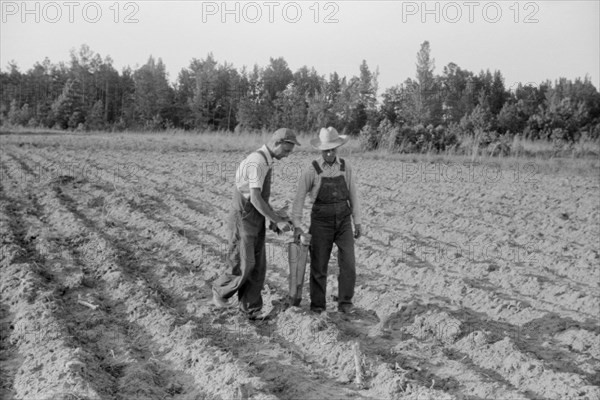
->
[[309, 159, 356, 312], [213, 150, 271, 316]]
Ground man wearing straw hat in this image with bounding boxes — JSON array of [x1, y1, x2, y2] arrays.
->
[[292, 127, 362, 314], [213, 128, 300, 320]]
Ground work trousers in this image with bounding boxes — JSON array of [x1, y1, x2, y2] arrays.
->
[[309, 202, 356, 311], [212, 203, 267, 316]]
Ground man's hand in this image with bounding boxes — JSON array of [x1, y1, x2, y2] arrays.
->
[[293, 227, 304, 242], [276, 220, 293, 233], [268, 221, 280, 234], [354, 224, 362, 239], [276, 203, 290, 220]]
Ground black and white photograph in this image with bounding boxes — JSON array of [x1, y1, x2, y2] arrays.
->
[[1, 1, 599, 399]]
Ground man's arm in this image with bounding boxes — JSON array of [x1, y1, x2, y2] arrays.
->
[[291, 166, 314, 231], [242, 154, 290, 231], [250, 188, 288, 225], [346, 164, 362, 239]]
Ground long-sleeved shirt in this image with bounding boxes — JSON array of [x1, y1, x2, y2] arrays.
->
[[292, 156, 361, 227]]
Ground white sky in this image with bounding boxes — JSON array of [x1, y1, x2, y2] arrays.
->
[[1, 0, 598, 93]]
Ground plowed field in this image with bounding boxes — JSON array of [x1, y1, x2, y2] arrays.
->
[[1, 133, 599, 400]]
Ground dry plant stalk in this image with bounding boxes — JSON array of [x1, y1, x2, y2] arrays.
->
[[77, 295, 99, 310], [352, 341, 364, 388]]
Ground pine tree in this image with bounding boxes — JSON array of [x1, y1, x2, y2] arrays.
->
[[7, 99, 20, 126], [271, 84, 307, 130], [236, 65, 270, 130], [86, 100, 105, 131], [133, 56, 173, 128], [359, 60, 378, 111], [50, 79, 83, 129], [188, 54, 218, 129], [262, 57, 293, 102], [414, 41, 443, 126]]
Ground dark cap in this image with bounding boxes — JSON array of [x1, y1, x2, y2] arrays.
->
[[272, 128, 301, 146]]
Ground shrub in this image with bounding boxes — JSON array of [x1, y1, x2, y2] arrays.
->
[[358, 124, 379, 151], [68, 111, 84, 130], [486, 134, 512, 157], [432, 124, 459, 152], [377, 119, 399, 152], [27, 118, 39, 128], [420, 125, 438, 152]]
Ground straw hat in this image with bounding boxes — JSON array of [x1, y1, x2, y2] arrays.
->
[[310, 127, 349, 150]]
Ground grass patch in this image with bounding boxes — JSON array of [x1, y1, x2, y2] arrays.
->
[[1, 128, 598, 177]]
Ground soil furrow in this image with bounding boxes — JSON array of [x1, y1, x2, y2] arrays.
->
[[0, 180, 113, 399], [64, 146, 595, 334], [3, 138, 598, 400], [22, 176, 277, 399], [356, 232, 598, 320], [47, 167, 379, 399], [22, 145, 600, 395], [30, 152, 465, 399], [1, 153, 212, 399]]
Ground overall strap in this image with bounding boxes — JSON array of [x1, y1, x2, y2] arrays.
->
[[255, 149, 269, 165], [312, 160, 323, 175], [339, 158, 345, 172], [254, 149, 272, 201]]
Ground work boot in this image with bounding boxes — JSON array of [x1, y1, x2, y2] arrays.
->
[[338, 303, 355, 314], [244, 309, 272, 321]]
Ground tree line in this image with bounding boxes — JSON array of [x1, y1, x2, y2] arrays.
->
[[1, 42, 599, 152]]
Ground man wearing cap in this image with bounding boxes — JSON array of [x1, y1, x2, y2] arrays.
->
[[292, 127, 362, 314], [213, 128, 300, 320]]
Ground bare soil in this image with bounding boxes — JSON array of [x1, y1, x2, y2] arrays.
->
[[1, 135, 598, 399]]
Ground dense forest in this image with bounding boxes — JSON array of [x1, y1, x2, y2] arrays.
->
[[2, 42, 599, 153]]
